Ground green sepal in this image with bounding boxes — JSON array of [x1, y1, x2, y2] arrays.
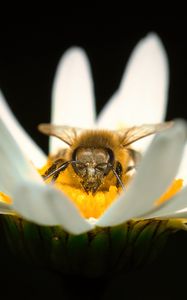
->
[[108, 223, 129, 272], [84, 229, 110, 277], [50, 227, 69, 273], [67, 233, 89, 275], [0, 214, 186, 278]]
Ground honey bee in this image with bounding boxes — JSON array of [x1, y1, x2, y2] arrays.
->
[[38, 122, 172, 194]]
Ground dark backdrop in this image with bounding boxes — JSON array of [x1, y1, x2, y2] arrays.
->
[[0, 16, 187, 299]]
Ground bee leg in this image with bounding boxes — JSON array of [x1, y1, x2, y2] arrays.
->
[[50, 172, 60, 183], [42, 159, 64, 182], [115, 161, 123, 188]]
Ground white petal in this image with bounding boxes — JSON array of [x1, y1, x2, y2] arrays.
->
[[97, 33, 169, 150], [97, 120, 187, 227], [50, 47, 96, 154], [0, 91, 46, 168], [13, 182, 94, 235], [176, 144, 187, 185], [0, 118, 43, 196], [142, 186, 187, 219], [167, 210, 187, 219]]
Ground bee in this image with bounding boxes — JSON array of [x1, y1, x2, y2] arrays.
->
[[38, 122, 172, 194]]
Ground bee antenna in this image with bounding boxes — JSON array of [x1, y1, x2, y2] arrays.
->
[[111, 167, 125, 192], [42, 160, 77, 180]]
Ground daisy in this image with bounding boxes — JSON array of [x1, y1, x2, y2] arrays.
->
[[0, 33, 187, 276]]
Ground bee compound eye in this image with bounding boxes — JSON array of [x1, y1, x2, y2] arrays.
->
[[95, 163, 109, 174], [75, 162, 85, 169], [106, 148, 114, 164], [74, 162, 87, 176]]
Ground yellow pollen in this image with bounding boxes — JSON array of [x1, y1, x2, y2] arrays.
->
[[155, 179, 183, 206], [39, 160, 184, 219], [0, 161, 183, 218], [0, 191, 12, 204], [56, 183, 118, 218], [39, 159, 120, 218]]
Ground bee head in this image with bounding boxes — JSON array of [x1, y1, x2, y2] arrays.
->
[[71, 147, 114, 193]]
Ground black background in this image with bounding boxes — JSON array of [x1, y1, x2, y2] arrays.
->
[[1, 16, 187, 299]]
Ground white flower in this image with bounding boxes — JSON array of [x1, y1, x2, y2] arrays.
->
[[0, 33, 187, 235]]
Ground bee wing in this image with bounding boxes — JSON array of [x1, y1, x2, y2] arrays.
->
[[116, 121, 173, 147], [38, 124, 84, 146]]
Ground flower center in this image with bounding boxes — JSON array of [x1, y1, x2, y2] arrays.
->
[[0, 192, 12, 204], [0, 161, 183, 219], [39, 160, 121, 218], [39, 159, 183, 219], [155, 178, 183, 206]]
